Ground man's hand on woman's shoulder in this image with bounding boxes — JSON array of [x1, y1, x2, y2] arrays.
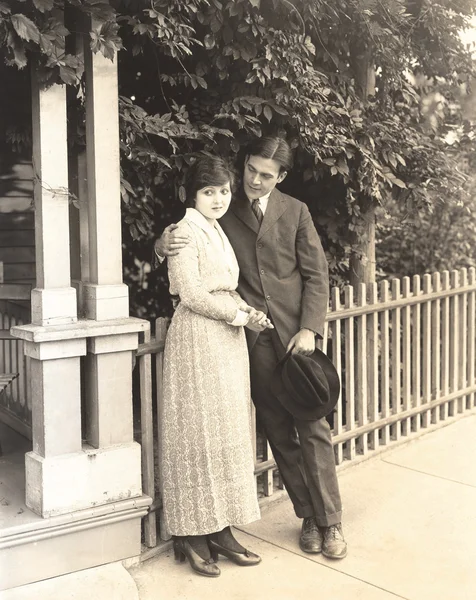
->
[[155, 223, 192, 258]]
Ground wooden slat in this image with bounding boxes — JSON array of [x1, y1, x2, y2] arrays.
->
[[411, 275, 421, 432], [0, 283, 31, 301], [262, 441, 274, 497], [321, 320, 329, 354], [391, 279, 402, 441], [421, 274, 432, 428], [458, 268, 468, 414], [2, 263, 35, 280], [449, 270, 459, 416], [0, 212, 34, 230], [0, 247, 36, 263], [9, 315, 20, 404], [251, 401, 258, 483], [0, 261, 3, 283], [332, 384, 476, 444], [440, 271, 450, 420], [0, 230, 35, 248], [431, 272, 441, 425], [356, 283, 368, 455], [139, 327, 156, 548], [367, 282, 379, 450], [154, 317, 170, 542], [380, 281, 391, 446], [325, 283, 476, 321], [401, 277, 412, 436], [331, 287, 344, 464], [344, 286, 356, 460], [468, 268, 476, 410]]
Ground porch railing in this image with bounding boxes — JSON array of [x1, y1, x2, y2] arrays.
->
[[135, 267, 476, 549], [0, 301, 31, 439]]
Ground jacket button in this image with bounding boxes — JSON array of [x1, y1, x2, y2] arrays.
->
[[260, 269, 265, 275], [266, 294, 271, 300], [258, 243, 263, 248]]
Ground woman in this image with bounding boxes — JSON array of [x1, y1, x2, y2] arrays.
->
[[159, 154, 272, 578]]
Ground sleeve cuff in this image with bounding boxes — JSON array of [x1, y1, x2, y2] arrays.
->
[[154, 249, 165, 264], [301, 327, 322, 340], [228, 309, 250, 327]]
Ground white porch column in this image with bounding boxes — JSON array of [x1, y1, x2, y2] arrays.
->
[[83, 31, 128, 321], [81, 24, 140, 456], [30, 75, 77, 326], [17, 74, 85, 517]]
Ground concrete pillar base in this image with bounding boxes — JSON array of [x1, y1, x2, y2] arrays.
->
[[84, 283, 129, 321], [25, 442, 142, 517], [31, 287, 78, 326]]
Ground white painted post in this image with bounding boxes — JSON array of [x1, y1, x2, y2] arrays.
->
[[15, 73, 86, 517], [331, 287, 344, 464], [391, 278, 402, 441], [356, 283, 368, 455], [82, 25, 128, 321], [81, 21, 138, 454], [344, 286, 356, 460], [30, 75, 77, 325]]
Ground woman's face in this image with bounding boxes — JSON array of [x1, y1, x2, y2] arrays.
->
[[194, 182, 232, 222]]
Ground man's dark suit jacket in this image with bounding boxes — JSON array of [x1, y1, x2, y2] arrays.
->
[[219, 188, 329, 353]]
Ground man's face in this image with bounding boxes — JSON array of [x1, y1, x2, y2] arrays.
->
[[243, 155, 287, 200]]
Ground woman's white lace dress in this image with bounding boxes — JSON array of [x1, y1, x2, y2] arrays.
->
[[159, 208, 261, 536]]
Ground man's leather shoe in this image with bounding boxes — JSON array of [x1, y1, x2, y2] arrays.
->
[[322, 523, 347, 559], [299, 517, 323, 553]]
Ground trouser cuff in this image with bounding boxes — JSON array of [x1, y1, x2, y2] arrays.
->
[[315, 510, 342, 528]]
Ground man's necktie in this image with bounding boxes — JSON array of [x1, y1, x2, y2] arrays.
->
[[252, 198, 264, 225]]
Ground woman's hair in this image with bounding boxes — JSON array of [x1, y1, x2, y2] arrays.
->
[[184, 154, 236, 208], [246, 136, 294, 173]]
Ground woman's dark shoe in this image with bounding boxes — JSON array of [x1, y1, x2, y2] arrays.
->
[[208, 538, 262, 566], [173, 537, 221, 577]]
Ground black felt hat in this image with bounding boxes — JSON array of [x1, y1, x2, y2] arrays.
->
[[270, 348, 340, 421]]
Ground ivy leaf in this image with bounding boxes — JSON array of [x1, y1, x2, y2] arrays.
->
[[59, 65, 78, 86], [0, 2, 11, 14], [204, 34, 215, 49], [32, 0, 54, 12], [249, 0, 261, 7], [11, 14, 41, 43], [178, 186, 186, 203], [263, 105, 272, 122], [392, 178, 407, 189]]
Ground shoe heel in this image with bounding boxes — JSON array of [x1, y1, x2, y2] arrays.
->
[[210, 549, 219, 562], [173, 542, 186, 563]]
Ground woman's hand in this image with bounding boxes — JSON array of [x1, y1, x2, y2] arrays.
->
[[154, 224, 191, 257], [245, 307, 274, 332]]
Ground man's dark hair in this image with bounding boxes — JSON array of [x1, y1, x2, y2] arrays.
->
[[184, 154, 236, 208], [247, 136, 294, 173]]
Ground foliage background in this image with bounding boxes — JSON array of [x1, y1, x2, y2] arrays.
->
[[1, 0, 476, 317]]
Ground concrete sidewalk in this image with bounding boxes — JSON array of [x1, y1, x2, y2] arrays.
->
[[3, 413, 475, 599], [130, 413, 476, 600]]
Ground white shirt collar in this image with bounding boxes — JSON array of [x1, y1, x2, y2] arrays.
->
[[249, 191, 272, 215], [185, 207, 219, 233]]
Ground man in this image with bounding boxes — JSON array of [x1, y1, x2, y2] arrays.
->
[[155, 137, 347, 559]]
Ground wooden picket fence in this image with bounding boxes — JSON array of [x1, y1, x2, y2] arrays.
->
[[136, 267, 476, 549]]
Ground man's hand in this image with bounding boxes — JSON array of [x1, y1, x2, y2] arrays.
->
[[154, 224, 191, 257], [287, 328, 315, 356], [245, 308, 274, 332]]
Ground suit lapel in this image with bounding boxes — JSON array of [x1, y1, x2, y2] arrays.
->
[[257, 189, 288, 240], [229, 189, 260, 234]]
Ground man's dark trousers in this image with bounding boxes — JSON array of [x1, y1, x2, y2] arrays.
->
[[250, 328, 342, 527]]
